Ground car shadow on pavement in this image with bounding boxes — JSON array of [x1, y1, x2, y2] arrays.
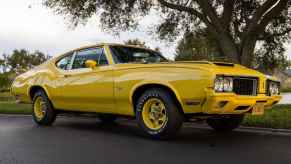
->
[[2, 115, 290, 164], [53, 116, 280, 147]]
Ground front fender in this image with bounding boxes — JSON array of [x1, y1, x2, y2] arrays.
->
[[129, 80, 183, 108]]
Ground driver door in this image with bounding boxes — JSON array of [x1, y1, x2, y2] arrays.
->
[[52, 47, 114, 113]]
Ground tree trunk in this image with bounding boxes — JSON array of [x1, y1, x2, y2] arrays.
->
[[213, 31, 257, 68], [207, 27, 257, 67], [239, 38, 257, 68], [216, 33, 240, 63]]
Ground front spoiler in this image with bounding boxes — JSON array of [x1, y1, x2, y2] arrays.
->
[[202, 92, 281, 115]]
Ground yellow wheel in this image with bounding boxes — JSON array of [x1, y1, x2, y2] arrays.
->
[[142, 98, 167, 130], [33, 96, 46, 121], [136, 88, 183, 139], [32, 90, 56, 126]]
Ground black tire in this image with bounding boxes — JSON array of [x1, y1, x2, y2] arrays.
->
[[135, 88, 184, 139], [206, 115, 244, 132], [98, 114, 117, 124], [32, 90, 57, 126]]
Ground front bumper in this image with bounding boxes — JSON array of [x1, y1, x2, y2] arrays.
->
[[202, 91, 281, 115]]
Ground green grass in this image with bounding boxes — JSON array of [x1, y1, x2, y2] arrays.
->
[[243, 104, 291, 129], [0, 92, 31, 114], [0, 92, 15, 101], [0, 101, 32, 114], [280, 87, 291, 93], [0, 92, 10, 96]]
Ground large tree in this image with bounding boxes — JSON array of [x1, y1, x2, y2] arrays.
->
[[175, 29, 290, 73], [0, 49, 50, 90], [0, 49, 50, 74], [124, 38, 161, 52], [44, 0, 290, 67], [124, 39, 148, 48], [175, 30, 220, 61]]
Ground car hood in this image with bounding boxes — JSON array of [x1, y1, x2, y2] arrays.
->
[[114, 61, 276, 80]]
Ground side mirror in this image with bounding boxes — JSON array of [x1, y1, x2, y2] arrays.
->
[[85, 60, 97, 69]]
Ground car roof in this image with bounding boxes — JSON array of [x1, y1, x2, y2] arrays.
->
[[52, 43, 160, 60], [71, 43, 158, 53]]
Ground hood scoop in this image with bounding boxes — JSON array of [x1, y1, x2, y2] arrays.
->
[[213, 62, 234, 67]]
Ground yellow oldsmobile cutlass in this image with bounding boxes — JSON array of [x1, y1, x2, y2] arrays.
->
[[11, 43, 281, 139]]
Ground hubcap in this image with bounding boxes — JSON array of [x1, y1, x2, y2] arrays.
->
[[142, 98, 167, 130], [33, 97, 46, 121]]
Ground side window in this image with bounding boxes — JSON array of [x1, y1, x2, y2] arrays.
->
[[110, 46, 127, 63], [72, 48, 108, 69], [99, 53, 108, 65], [56, 53, 73, 70]]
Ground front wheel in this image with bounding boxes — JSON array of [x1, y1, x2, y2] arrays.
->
[[206, 115, 244, 132], [32, 90, 56, 126], [135, 88, 183, 139]]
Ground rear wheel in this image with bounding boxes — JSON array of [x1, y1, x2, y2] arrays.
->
[[135, 88, 183, 139], [206, 115, 244, 132], [32, 90, 56, 126]]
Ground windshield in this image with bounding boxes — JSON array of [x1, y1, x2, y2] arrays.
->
[[110, 46, 168, 64]]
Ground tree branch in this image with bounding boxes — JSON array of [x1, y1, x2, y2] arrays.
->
[[252, 0, 280, 24], [240, 0, 288, 52], [184, 0, 192, 6], [195, 0, 221, 28], [157, 0, 204, 19], [233, 19, 243, 39], [258, 28, 291, 40], [221, 0, 235, 29], [246, 0, 283, 34], [254, 0, 288, 35], [157, 0, 215, 33]]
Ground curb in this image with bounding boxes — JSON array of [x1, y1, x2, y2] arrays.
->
[[184, 123, 291, 136], [239, 126, 291, 134], [0, 114, 31, 117]]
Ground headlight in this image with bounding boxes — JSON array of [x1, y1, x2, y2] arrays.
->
[[214, 76, 233, 92], [268, 81, 280, 95]]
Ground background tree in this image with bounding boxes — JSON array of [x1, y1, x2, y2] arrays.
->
[[0, 58, 4, 73], [44, 0, 290, 68], [175, 29, 290, 73], [254, 42, 290, 74], [175, 30, 221, 61], [6, 49, 49, 74], [124, 38, 161, 52], [0, 54, 9, 73], [124, 39, 148, 48], [0, 73, 10, 91], [0, 49, 50, 90]]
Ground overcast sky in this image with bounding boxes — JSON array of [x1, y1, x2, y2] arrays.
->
[[0, 0, 290, 60]]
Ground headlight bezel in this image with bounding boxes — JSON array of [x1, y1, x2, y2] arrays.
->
[[214, 75, 233, 93], [266, 80, 280, 96]]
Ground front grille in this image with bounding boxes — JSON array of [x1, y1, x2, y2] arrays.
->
[[233, 77, 258, 96]]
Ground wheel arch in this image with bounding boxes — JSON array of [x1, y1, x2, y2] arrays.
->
[[130, 82, 184, 114], [28, 85, 51, 101]]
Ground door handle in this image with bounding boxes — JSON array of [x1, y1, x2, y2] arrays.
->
[[64, 74, 72, 78], [59, 74, 72, 78]]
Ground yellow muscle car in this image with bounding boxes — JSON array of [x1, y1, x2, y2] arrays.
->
[[11, 43, 281, 139]]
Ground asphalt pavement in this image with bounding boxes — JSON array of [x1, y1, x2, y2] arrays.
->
[[0, 115, 290, 164]]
